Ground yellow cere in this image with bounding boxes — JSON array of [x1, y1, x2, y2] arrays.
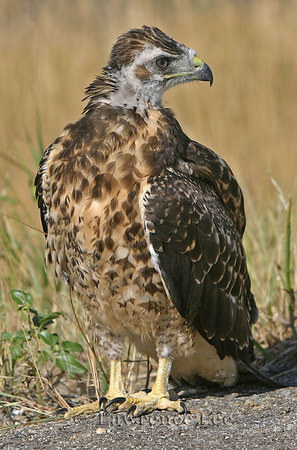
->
[[163, 55, 204, 79], [192, 56, 204, 68]]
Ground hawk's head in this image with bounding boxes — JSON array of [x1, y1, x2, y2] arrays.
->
[[104, 26, 213, 112]]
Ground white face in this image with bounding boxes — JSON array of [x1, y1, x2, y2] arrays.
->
[[108, 42, 210, 114], [117, 46, 171, 98], [108, 45, 191, 111]]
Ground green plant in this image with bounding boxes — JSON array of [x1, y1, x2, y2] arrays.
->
[[277, 197, 296, 338], [1, 289, 87, 397]]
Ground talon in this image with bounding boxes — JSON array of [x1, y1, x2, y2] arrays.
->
[[105, 397, 126, 411], [173, 386, 186, 397], [168, 389, 179, 401], [99, 396, 108, 409], [141, 388, 151, 393], [180, 401, 188, 414], [54, 407, 68, 417], [126, 405, 137, 418]]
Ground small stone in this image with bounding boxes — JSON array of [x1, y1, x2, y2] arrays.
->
[[70, 434, 79, 439], [96, 427, 106, 434], [282, 389, 293, 396]]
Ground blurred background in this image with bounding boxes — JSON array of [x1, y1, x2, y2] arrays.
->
[[1, 0, 297, 208], [0, 0, 296, 422]]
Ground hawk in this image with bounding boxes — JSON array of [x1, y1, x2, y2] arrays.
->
[[35, 26, 258, 417]]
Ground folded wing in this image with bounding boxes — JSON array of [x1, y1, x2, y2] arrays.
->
[[142, 149, 257, 362]]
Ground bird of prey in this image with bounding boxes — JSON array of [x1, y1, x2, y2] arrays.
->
[[35, 26, 258, 417]]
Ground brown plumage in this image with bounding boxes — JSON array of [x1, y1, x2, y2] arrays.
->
[[35, 26, 258, 417]]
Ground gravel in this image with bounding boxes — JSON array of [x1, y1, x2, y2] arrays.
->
[[1, 383, 296, 449]]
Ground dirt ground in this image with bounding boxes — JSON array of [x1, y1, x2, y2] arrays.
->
[[1, 378, 296, 450]]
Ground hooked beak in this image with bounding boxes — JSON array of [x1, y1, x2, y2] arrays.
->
[[192, 56, 213, 86], [163, 55, 213, 86]]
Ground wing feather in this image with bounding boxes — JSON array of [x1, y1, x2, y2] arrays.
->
[[35, 143, 54, 234], [142, 168, 257, 362], [176, 141, 246, 236]]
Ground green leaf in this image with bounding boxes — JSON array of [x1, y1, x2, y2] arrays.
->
[[14, 330, 28, 341], [39, 331, 59, 346], [61, 341, 84, 353], [99, 371, 109, 394], [56, 353, 87, 374], [1, 331, 14, 341], [32, 314, 42, 327], [10, 290, 32, 306], [10, 344, 24, 360], [1, 330, 27, 342], [38, 350, 51, 364], [33, 312, 64, 329]]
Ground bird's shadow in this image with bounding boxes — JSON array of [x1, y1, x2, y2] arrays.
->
[[170, 369, 296, 401]]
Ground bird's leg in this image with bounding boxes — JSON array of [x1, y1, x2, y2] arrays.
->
[[107, 359, 125, 396], [98, 359, 127, 409], [127, 357, 186, 416], [64, 359, 126, 418], [105, 357, 187, 417], [151, 357, 173, 397]]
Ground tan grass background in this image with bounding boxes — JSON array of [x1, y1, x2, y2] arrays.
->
[[0, 1, 296, 411], [1, 0, 296, 216]]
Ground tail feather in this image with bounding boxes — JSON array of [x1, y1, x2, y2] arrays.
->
[[238, 360, 288, 388]]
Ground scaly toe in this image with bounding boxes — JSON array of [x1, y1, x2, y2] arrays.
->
[[121, 392, 188, 418], [154, 396, 187, 414], [64, 400, 99, 418]]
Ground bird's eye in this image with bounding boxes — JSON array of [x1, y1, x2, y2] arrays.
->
[[156, 57, 170, 69]]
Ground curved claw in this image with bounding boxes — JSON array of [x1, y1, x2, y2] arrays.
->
[[99, 396, 108, 410], [54, 407, 69, 417], [141, 388, 152, 393], [180, 401, 188, 414], [126, 404, 137, 418], [104, 396, 126, 411]]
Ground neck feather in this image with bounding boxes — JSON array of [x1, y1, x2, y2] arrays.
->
[[83, 71, 117, 114], [83, 69, 163, 116]]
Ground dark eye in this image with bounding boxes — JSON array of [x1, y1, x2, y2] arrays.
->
[[156, 57, 170, 69]]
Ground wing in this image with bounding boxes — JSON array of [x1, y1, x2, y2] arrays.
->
[[34, 115, 105, 281], [35, 143, 54, 235], [142, 168, 258, 362], [176, 141, 246, 236]]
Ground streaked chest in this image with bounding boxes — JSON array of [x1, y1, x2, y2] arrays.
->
[[45, 107, 168, 280]]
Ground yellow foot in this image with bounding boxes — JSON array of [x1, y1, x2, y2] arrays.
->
[[105, 390, 187, 417], [64, 400, 99, 418], [64, 389, 125, 418], [64, 358, 187, 418]]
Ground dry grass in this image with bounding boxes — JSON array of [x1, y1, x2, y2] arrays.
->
[[0, 0, 296, 426], [1, 0, 297, 204]]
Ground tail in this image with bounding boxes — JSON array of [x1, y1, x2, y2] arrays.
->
[[238, 360, 288, 388]]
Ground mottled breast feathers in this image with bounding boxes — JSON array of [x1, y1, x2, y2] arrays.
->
[[35, 104, 257, 362]]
